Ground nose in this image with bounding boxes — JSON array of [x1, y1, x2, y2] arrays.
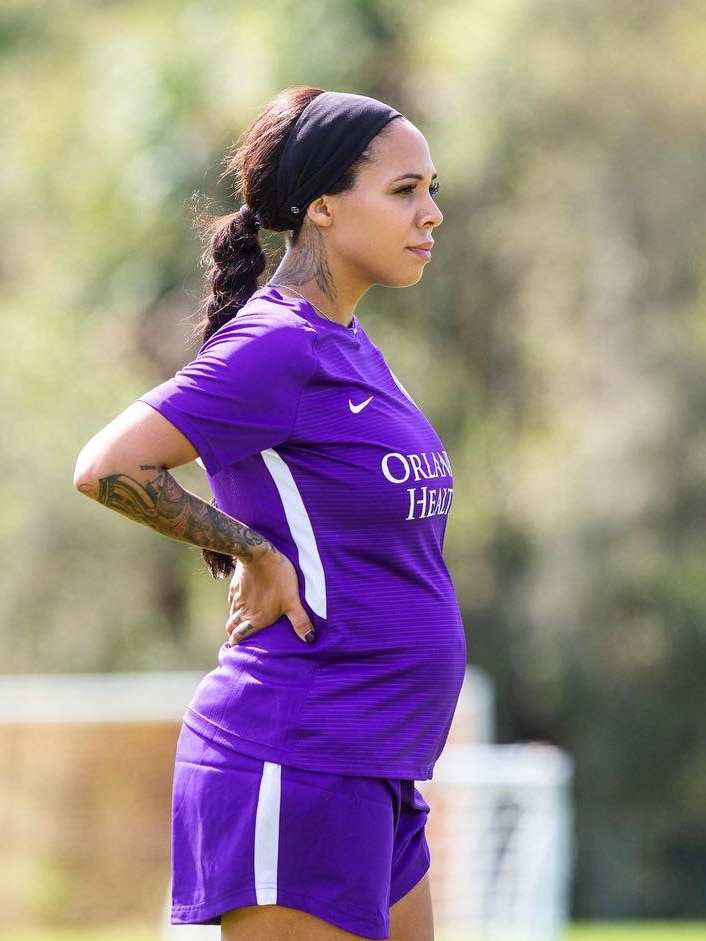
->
[[422, 192, 443, 229]]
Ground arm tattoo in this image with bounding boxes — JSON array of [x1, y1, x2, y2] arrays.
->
[[271, 226, 337, 304], [95, 464, 272, 562]]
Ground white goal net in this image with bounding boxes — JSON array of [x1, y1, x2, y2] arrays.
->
[[422, 742, 573, 941]]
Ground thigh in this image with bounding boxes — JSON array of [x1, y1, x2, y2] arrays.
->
[[389, 872, 434, 941], [222, 904, 367, 940]]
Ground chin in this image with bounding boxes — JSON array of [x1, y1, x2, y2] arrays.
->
[[401, 269, 426, 287], [379, 269, 426, 289]]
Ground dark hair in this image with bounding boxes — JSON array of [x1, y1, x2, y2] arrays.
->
[[199, 86, 373, 578], [199, 85, 379, 346]]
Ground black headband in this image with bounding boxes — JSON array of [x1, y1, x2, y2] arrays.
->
[[277, 91, 402, 225]]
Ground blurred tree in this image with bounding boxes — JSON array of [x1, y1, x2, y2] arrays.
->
[[1, 0, 705, 919]]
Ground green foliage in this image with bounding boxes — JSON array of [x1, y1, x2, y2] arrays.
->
[[1, 0, 706, 920]]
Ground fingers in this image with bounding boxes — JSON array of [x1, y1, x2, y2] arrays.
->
[[225, 608, 258, 645], [225, 606, 243, 637], [231, 621, 257, 644], [225, 605, 316, 646], [226, 617, 259, 645], [286, 601, 317, 645]]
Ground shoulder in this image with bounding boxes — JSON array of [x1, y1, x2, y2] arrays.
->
[[199, 291, 319, 374]]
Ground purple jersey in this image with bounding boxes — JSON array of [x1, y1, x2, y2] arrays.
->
[[140, 287, 466, 780]]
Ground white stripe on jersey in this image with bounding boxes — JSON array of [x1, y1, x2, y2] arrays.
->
[[254, 761, 281, 905], [261, 448, 327, 619], [390, 370, 418, 407]]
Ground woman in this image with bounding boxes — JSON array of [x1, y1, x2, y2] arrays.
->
[[74, 87, 466, 941]]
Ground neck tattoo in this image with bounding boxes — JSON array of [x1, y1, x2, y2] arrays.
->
[[273, 283, 348, 327]]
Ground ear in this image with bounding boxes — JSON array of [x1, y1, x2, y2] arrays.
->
[[305, 195, 334, 229]]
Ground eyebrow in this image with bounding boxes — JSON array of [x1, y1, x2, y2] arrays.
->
[[390, 172, 438, 183]]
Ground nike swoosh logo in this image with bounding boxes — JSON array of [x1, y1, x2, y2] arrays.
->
[[348, 395, 374, 414]]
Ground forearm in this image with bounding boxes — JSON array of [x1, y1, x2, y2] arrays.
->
[[78, 463, 272, 563]]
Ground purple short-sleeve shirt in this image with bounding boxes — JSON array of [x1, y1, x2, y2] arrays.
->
[[140, 288, 466, 780]]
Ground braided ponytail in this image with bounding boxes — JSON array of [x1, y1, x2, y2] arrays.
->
[[197, 86, 325, 350], [201, 205, 265, 345]]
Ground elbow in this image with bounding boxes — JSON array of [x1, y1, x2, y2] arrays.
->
[[73, 449, 99, 499], [73, 402, 172, 499], [73, 440, 111, 499], [74, 404, 150, 498]]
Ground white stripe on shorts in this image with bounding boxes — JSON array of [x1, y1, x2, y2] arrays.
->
[[254, 761, 282, 905]]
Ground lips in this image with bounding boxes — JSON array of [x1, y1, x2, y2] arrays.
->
[[407, 242, 434, 261]]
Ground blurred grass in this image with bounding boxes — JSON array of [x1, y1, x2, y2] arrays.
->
[[567, 925, 706, 940], [2, 925, 706, 941]]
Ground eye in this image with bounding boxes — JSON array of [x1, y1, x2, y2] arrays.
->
[[393, 179, 441, 196]]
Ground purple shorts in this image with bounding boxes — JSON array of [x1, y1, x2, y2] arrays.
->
[[171, 723, 431, 939]]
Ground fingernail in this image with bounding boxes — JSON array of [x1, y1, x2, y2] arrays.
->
[[304, 629, 317, 645]]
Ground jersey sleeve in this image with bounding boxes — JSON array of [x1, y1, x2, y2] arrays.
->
[[138, 315, 318, 474]]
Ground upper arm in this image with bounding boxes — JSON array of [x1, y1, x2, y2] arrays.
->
[[74, 401, 199, 494], [137, 318, 319, 474]]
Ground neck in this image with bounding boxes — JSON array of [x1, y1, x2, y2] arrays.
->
[[269, 230, 366, 327]]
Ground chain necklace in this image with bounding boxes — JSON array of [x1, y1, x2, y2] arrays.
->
[[272, 283, 348, 327]]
